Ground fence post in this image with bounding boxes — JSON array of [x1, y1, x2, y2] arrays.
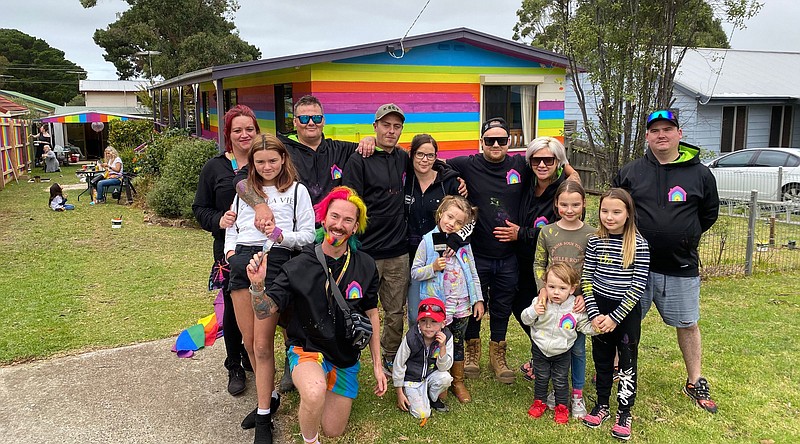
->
[[777, 166, 783, 201], [744, 190, 758, 276]]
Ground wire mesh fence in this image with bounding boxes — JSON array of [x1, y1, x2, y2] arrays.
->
[[700, 191, 800, 276]]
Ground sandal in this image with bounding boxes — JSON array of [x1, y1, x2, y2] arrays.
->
[[519, 360, 535, 381]]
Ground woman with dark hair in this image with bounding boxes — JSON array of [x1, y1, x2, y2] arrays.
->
[[404, 134, 462, 328], [192, 104, 260, 399]]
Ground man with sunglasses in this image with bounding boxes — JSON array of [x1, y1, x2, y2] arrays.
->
[[613, 109, 719, 414], [446, 118, 580, 384], [343, 103, 410, 375]]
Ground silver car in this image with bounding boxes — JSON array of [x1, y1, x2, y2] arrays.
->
[[705, 147, 800, 202]]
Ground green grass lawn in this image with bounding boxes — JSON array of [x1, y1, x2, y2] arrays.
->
[[2, 166, 798, 442]]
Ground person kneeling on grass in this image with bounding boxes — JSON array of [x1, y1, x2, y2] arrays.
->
[[523, 263, 596, 424], [245, 186, 386, 444], [393, 298, 454, 419]]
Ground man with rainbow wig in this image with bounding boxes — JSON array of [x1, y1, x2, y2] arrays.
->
[[245, 186, 386, 443]]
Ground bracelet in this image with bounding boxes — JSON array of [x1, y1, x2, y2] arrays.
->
[[249, 284, 265, 296]]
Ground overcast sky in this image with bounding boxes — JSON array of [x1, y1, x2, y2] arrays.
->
[[1, 0, 798, 81]]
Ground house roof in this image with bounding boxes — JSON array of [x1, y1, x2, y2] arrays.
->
[[0, 90, 59, 114], [0, 95, 28, 117], [153, 27, 572, 89], [80, 80, 150, 93], [674, 48, 800, 103]]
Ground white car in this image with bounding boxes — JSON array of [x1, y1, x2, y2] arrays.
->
[[705, 147, 800, 202]]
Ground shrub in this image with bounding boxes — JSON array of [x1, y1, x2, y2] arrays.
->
[[109, 119, 157, 173], [147, 136, 218, 218], [139, 128, 192, 178]]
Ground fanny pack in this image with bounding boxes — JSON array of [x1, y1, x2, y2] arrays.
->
[[314, 245, 372, 350]]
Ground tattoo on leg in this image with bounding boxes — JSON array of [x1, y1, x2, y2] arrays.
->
[[252, 292, 277, 319]]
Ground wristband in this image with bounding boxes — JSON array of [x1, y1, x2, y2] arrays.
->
[[249, 284, 265, 296]]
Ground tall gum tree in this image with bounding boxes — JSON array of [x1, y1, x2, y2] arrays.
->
[[513, 0, 761, 184]]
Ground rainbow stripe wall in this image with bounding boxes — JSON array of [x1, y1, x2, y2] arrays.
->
[[1, 117, 29, 188], [198, 39, 566, 157]]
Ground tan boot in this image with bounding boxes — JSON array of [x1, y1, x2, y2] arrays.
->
[[489, 340, 515, 384], [464, 338, 481, 379], [450, 361, 471, 403]]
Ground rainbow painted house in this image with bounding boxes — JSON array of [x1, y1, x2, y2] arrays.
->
[[151, 28, 571, 158]]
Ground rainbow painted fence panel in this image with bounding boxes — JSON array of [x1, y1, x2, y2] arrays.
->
[[0, 117, 29, 189]]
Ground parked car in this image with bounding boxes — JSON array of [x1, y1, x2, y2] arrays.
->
[[705, 147, 800, 202]]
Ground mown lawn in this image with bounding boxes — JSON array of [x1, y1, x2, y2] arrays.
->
[[1, 166, 798, 442]]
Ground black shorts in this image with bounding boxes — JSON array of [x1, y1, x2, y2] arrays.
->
[[228, 245, 263, 292]]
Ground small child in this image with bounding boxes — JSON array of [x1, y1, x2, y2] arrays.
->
[[523, 262, 596, 424], [393, 298, 454, 419], [410, 195, 484, 403], [581, 188, 650, 441], [49, 183, 74, 211]]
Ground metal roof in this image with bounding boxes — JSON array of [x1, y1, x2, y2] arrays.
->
[[674, 48, 800, 103], [153, 28, 571, 90], [79, 80, 150, 92]]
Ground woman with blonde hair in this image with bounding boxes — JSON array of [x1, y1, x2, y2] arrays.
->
[[91, 146, 123, 204]]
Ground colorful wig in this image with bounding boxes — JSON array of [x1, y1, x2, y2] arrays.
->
[[314, 186, 369, 250]]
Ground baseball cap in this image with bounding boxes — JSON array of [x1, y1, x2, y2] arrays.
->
[[418, 298, 445, 323], [646, 110, 679, 129], [375, 103, 405, 122], [481, 117, 510, 136]]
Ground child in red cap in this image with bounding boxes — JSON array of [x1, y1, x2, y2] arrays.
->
[[392, 298, 454, 418]]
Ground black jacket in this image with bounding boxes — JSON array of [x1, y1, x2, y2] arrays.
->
[[342, 148, 409, 259], [613, 142, 719, 276], [192, 154, 236, 260], [404, 161, 461, 255]]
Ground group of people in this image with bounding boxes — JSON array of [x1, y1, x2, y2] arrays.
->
[[192, 98, 720, 443]]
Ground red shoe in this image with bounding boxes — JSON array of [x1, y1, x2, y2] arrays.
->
[[554, 404, 569, 424], [528, 400, 547, 418]]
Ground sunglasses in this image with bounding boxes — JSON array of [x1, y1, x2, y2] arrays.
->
[[483, 136, 509, 146], [414, 152, 436, 161], [530, 156, 557, 166], [297, 114, 323, 125], [419, 303, 444, 313], [647, 110, 676, 124]]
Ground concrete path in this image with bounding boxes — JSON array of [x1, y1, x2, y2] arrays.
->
[[0, 338, 294, 443]]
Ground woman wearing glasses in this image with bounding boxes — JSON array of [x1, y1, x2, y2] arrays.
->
[[404, 134, 463, 328]]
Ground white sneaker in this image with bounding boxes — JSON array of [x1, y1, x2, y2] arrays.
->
[[571, 394, 587, 418], [546, 390, 555, 410]]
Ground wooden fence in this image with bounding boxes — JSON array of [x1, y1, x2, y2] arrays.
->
[[0, 117, 30, 189]]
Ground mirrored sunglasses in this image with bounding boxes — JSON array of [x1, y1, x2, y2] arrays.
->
[[418, 303, 444, 313], [297, 114, 323, 125], [647, 110, 675, 124], [483, 136, 509, 146]]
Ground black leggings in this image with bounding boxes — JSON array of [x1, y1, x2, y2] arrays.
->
[[591, 296, 641, 412]]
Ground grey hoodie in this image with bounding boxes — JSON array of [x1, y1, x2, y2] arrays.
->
[[521, 295, 596, 357]]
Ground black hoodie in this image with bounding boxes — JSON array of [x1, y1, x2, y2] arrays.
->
[[613, 142, 719, 276], [404, 160, 462, 256]]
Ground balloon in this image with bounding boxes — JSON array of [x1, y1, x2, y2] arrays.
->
[[91, 122, 105, 132]]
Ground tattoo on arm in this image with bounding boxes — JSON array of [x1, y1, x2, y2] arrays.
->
[[251, 292, 278, 320], [236, 180, 266, 208]]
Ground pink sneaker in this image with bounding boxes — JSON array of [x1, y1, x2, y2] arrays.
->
[[582, 404, 610, 428], [611, 411, 632, 441]]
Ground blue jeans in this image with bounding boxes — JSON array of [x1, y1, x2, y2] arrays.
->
[[95, 178, 121, 201], [571, 332, 586, 390], [465, 254, 518, 342]]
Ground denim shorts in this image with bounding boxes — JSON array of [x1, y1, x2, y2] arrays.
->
[[641, 272, 701, 328], [288, 346, 361, 399]]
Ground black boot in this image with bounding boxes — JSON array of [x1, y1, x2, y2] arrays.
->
[[225, 358, 246, 396], [241, 351, 253, 372], [279, 355, 295, 393], [242, 395, 280, 430], [254, 413, 273, 444]]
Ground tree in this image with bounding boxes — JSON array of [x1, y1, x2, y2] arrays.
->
[[80, 0, 261, 80], [0, 29, 86, 104], [513, 0, 761, 185]]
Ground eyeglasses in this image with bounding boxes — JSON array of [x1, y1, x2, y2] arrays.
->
[[647, 110, 676, 124], [530, 156, 557, 166], [414, 152, 436, 161], [483, 136, 509, 146], [297, 115, 323, 125], [418, 303, 444, 313]]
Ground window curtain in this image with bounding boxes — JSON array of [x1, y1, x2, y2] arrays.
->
[[520, 86, 535, 145]]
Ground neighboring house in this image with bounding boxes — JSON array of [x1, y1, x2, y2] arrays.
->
[[565, 48, 800, 155], [80, 80, 149, 108], [0, 96, 28, 118], [150, 28, 572, 157]]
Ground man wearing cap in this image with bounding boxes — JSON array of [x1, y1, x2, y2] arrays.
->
[[446, 117, 579, 384], [613, 109, 719, 414], [342, 103, 410, 373]]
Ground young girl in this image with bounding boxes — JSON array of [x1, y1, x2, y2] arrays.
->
[[49, 183, 74, 211], [523, 263, 595, 424], [225, 133, 315, 444], [410, 195, 484, 404], [581, 188, 650, 441], [532, 181, 595, 418]]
